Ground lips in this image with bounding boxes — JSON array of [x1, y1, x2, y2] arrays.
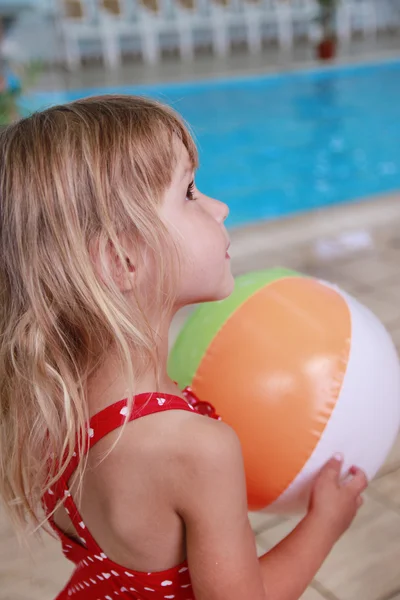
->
[[226, 241, 231, 259]]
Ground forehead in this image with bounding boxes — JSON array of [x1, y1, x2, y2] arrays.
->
[[173, 139, 195, 180]]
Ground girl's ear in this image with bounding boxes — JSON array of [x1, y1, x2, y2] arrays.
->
[[90, 238, 136, 293]]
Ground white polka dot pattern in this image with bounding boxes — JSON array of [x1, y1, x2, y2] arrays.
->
[[44, 393, 198, 600]]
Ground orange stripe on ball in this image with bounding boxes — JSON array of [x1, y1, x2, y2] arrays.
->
[[192, 277, 351, 510]]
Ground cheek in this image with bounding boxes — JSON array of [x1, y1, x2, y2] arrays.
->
[[185, 231, 218, 263], [170, 209, 223, 267], [182, 239, 223, 290]]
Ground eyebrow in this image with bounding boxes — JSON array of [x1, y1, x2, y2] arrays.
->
[[181, 165, 194, 181]]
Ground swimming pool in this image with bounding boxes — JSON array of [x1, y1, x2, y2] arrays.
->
[[23, 59, 400, 228]]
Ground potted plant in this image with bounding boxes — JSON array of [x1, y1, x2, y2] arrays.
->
[[0, 61, 41, 126], [0, 1, 38, 125], [315, 0, 338, 61], [0, 66, 21, 125]]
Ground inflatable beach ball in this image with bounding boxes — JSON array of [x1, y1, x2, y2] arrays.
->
[[169, 268, 400, 514]]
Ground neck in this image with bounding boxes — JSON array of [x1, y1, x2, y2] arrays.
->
[[150, 314, 177, 392], [86, 310, 182, 415]]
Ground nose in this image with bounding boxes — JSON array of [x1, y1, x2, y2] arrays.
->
[[219, 201, 229, 224], [208, 196, 229, 224]]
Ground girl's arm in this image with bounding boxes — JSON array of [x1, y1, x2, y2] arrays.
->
[[172, 418, 367, 600]]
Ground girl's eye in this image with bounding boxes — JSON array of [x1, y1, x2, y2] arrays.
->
[[186, 180, 196, 201]]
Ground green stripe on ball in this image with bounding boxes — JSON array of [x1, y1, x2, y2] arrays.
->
[[168, 267, 302, 389]]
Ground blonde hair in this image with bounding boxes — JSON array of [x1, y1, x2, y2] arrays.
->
[[0, 95, 198, 540]]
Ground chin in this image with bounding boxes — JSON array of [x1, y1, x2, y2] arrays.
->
[[178, 273, 235, 308], [181, 287, 232, 308], [207, 274, 235, 303], [217, 281, 235, 301]]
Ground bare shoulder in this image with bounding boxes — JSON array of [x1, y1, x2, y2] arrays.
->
[[112, 406, 241, 464], [81, 410, 240, 567], [150, 413, 246, 516], [133, 409, 243, 472], [113, 409, 244, 505], [87, 405, 245, 515], [171, 413, 243, 469]]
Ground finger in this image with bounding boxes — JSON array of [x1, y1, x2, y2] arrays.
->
[[341, 465, 358, 485], [343, 467, 368, 494], [318, 454, 344, 482], [356, 495, 364, 508]]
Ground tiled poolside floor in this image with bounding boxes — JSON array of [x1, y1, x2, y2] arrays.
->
[[1, 192, 400, 600]]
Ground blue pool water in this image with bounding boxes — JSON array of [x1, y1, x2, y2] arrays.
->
[[22, 59, 400, 228]]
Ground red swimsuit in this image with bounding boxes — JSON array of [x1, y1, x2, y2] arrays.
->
[[44, 391, 220, 600]]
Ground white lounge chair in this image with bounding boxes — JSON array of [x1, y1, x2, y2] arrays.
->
[[58, 0, 100, 70]]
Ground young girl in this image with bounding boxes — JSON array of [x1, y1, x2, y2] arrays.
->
[[0, 95, 367, 600]]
